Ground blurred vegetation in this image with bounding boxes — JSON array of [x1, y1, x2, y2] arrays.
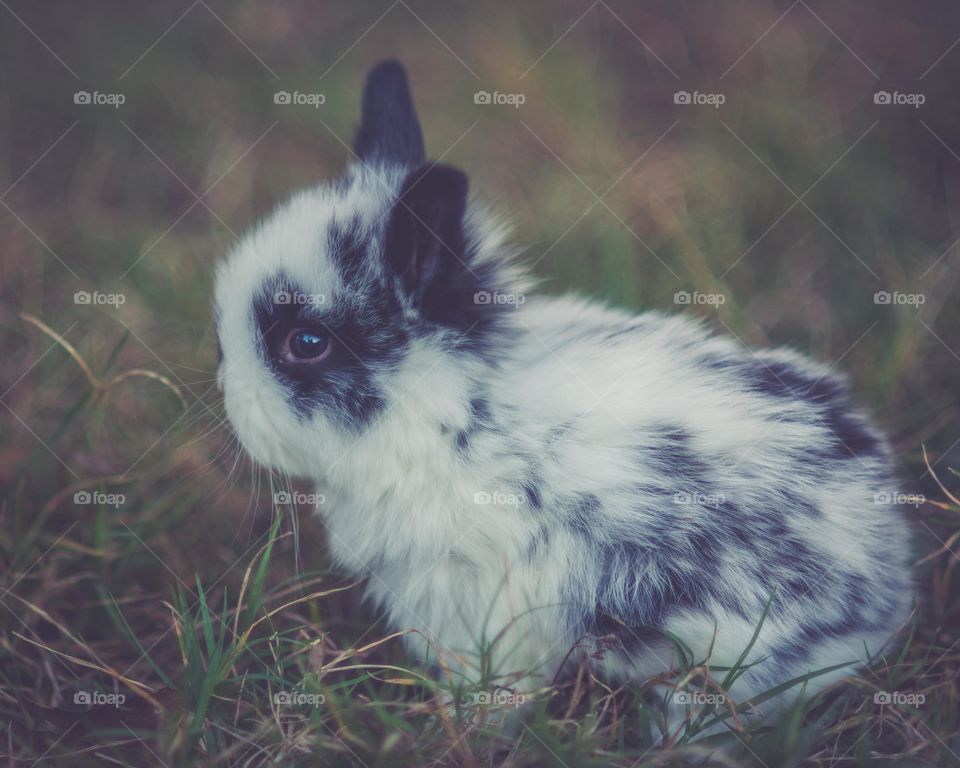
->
[[1, 1, 959, 765]]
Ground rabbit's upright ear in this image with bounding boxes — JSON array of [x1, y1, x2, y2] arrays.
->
[[384, 163, 471, 322], [354, 60, 425, 167]]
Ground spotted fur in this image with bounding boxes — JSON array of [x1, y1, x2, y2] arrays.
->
[[215, 61, 914, 718]]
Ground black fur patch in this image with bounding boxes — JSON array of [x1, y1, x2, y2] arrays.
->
[[700, 354, 883, 460], [353, 60, 425, 168], [567, 493, 602, 533], [560, 424, 854, 633], [384, 163, 519, 358], [523, 478, 543, 511], [771, 571, 894, 669], [455, 397, 494, 455], [253, 271, 406, 429]]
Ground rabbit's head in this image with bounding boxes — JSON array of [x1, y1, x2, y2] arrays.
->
[[214, 61, 522, 475]]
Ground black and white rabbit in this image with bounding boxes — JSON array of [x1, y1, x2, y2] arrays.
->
[[215, 60, 913, 719]]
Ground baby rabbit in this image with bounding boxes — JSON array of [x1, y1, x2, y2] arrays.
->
[[215, 60, 913, 721]]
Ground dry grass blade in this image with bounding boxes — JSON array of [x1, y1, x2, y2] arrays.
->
[[13, 632, 162, 710], [20, 312, 99, 387], [20, 312, 187, 410], [109, 368, 189, 410], [923, 445, 960, 508]]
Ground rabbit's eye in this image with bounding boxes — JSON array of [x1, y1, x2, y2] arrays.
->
[[282, 328, 332, 363]]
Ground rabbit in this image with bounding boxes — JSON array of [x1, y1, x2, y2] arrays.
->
[[214, 59, 914, 726]]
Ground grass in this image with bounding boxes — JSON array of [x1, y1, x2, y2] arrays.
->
[[2, 1, 960, 765], [2, 421, 958, 766]]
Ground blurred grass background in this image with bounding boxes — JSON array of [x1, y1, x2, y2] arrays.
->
[[2, 1, 960, 765]]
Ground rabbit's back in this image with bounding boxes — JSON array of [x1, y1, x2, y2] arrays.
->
[[476, 295, 912, 694]]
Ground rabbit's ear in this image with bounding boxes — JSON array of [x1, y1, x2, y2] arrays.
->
[[384, 163, 470, 315], [354, 60, 425, 167]]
